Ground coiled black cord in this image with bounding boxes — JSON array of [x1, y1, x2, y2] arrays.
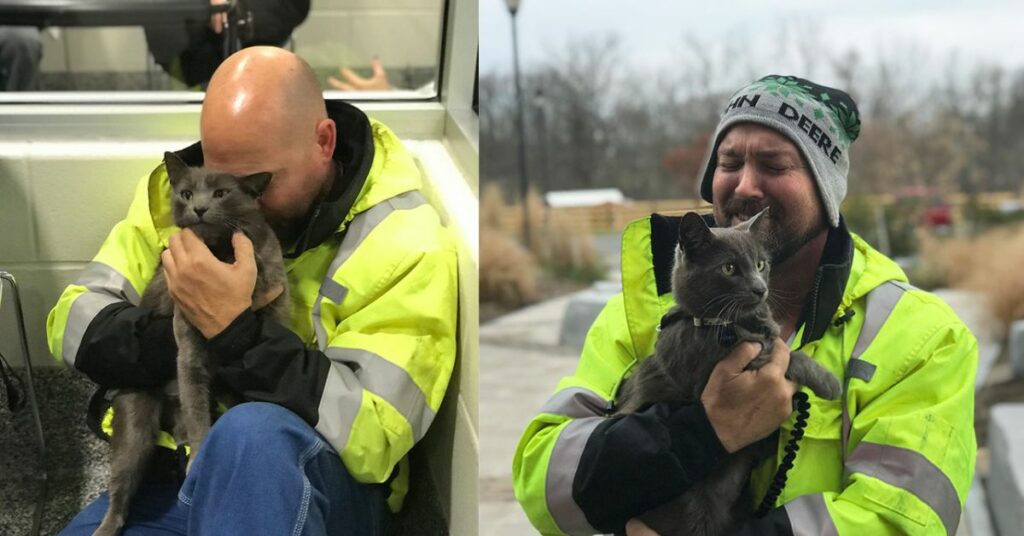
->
[[754, 391, 810, 517]]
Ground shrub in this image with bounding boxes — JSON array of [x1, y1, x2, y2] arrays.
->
[[919, 225, 1024, 332], [479, 227, 539, 308]]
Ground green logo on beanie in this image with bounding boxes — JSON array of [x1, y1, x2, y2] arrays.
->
[[752, 75, 861, 147]]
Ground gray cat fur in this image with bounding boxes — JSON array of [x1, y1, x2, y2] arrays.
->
[[614, 210, 840, 536], [93, 152, 290, 536]]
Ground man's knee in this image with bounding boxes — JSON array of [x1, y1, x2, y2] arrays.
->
[[203, 402, 315, 456]]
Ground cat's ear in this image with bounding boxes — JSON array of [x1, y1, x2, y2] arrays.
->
[[240, 172, 273, 198], [733, 208, 770, 234], [736, 207, 770, 235], [678, 212, 713, 257], [163, 151, 189, 186]]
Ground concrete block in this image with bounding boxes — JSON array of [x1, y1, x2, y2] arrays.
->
[[559, 280, 622, 349], [964, 474, 995, 536], [1009, 320, 1024, 380], [987, 403, 1024, 535], [0, 157, 37, 263], [978, 342, 1002, 390]]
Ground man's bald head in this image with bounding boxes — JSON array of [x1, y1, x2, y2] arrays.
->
[[199, 46, 338, 233], [202, 46, 326, 152]]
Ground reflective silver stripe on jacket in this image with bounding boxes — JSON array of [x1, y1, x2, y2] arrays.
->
[[309, 190, 428, 451], [318, 346, 436, 444], [63, 261, 141, 368], [546, 417, 603, 536], [310, 190, 427, 351], [841, 280, 910, 456], [313, 363, 365, 453], [785, 493, 839, 536], [845, 441, 961, 536], [540, 386, 610, 419]]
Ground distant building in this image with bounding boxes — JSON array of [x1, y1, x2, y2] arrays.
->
[[544, 188, 626, 208]]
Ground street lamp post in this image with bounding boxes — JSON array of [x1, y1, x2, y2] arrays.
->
[[506, 0, 531, 250], [533, 87, 549, 195]]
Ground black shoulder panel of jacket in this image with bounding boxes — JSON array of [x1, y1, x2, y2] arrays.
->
[[207, 309, 332, 426], [729, 506, 793, 536], [650, 213, 682, 296], [796, 216, 854, 347], [572, 401, 729, 533], [75, 301, 177, 388], [649, 212, 725, 295]]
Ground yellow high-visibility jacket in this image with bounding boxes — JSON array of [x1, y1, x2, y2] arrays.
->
[[46, 102, 458, 511], [514, 214, 976, 535]]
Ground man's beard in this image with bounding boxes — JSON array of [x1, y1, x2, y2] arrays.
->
[[715, 196, 826, 264]]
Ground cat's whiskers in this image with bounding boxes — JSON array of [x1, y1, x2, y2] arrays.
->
[[765, 293, 786, 311], [769, 287, 799, 298], [698, 294, 733, 317], [710, 298, 741, 343], [767, 288, 801, 308]]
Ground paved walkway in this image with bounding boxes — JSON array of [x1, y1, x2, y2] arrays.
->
[[479, 294, 578, 536]]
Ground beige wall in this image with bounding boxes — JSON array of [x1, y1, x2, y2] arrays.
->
[[0, 144, 165, 368]]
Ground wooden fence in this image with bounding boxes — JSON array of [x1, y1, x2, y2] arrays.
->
[[486, 192, 1024, 237]]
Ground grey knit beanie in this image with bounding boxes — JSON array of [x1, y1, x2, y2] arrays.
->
[[698, 75, 861, 227]]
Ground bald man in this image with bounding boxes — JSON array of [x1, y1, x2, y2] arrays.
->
[[48, 47, 458, 535]]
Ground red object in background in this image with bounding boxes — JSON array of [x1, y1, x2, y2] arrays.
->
[[923, 205, 952, 227], [895, 186, 953, 229]]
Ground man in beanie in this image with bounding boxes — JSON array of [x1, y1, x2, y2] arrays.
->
[[513, 75, 977, 536]]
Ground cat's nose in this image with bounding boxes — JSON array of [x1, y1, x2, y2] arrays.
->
[[752, 287, 767, 300], [194, 208, 208, 219]]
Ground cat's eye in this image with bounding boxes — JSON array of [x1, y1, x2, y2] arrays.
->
[[213, 189, 228, 198], [721, 263, 736, 275], [181, 190, 192, 200], [756, 260, 767, 272]]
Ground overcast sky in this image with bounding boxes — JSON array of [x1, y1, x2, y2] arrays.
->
[[480, 0, 1024, 82]]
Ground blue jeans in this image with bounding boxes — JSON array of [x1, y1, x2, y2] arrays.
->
[[60, 402, 387, 535]]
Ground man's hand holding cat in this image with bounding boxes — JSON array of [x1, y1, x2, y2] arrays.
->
[[162, 230, 256, 339], [701, 339, 798, 453]]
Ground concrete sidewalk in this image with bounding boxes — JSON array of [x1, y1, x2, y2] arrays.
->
[[480, 292, 579, 536]]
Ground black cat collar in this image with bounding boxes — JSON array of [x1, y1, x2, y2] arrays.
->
[[692, 317, 733, 327], [658, 310, 738, 347], [658, 309, 733, 332]]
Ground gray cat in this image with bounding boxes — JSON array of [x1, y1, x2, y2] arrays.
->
[[93, 152, 290, 536], [614, 210, 840, 536]]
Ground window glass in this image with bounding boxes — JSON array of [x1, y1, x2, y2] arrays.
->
[[0, 0, 444, 98]]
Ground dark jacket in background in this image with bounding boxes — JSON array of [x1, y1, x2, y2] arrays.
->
[[145, 0, 310, 87]]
